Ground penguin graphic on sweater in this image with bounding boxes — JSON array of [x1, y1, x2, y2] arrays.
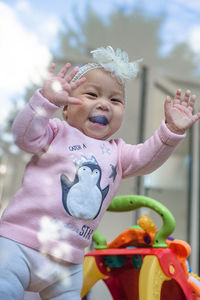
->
[[61, 155, 109, 220]]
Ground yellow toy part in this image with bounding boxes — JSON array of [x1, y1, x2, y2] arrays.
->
[[137, 214, 157, 233], [139, 255, 171, 300], [81, 195, 198, 299], [81, 256, 108, 298]]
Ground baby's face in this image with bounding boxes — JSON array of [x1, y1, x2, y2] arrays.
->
[[63, 68, 125, 140]]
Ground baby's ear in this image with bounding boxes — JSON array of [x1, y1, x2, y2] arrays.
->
[[62, 105, 68, 120]]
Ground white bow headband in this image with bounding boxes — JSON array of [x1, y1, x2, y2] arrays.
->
[[71, 46, 143, 85]]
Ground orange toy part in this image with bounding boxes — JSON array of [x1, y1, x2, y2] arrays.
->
[[107, 227, 155, 249], [188, 273, 200, 299], [167, 239, 191, 278], [82, 194, 200, 300]]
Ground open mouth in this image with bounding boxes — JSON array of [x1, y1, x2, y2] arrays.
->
[[89, 116, 109, 125]]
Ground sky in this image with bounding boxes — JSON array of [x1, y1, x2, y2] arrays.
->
[[1, 0, 200, 129]]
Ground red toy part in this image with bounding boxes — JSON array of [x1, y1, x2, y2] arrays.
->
[[81, 195, 200, 299], [84, 247, 194, 300]]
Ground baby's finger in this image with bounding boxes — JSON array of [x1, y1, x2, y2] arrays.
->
[[173, 89, 181, 105], [181, 89, 191, 107], [164, 95, 172, 111], [57, 63, 71, 78], [65, 66, 80, 82], [67, 96, 83, 105], [188, 94, 196, 111], [191, 111, 200, 123], [71, 77, 86, 90], [63, 77, 86, 94], [48, 63, 56, 78]]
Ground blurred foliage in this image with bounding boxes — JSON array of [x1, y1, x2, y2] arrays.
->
[[159, 42, 198, 78], [10, 7, 200, 131], [1, 5, 199, 207], [58, 10, 163, 66], [57, 8, 199, 79]]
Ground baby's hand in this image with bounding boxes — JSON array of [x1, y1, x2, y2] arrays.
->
[[165, 89, 200, 134], [41, 63, 86, 107]]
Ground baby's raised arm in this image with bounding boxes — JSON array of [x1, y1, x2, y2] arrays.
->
[[12, 63, 86, 153], [164, 89, 200, 134], [41, 63, 86, 107]]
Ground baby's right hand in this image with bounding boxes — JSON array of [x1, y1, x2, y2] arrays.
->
[[41, 63, 86, 107]]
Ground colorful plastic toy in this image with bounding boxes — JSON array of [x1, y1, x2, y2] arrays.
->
[[81, 195, 200, 300]]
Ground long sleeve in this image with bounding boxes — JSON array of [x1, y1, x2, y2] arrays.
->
[[12, 89, 60, 153], [0, 100, 186, 264], [120, 120, 186, 178]]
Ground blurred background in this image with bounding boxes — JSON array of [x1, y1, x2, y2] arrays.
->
[[0, 0, 200, 299]]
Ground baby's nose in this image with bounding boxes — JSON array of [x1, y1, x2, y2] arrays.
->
[[96, 98, 110, 110]]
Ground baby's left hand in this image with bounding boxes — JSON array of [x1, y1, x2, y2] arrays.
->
[[165, 89, 200, 134]]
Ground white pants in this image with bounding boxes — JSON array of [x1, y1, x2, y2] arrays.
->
[[0, 237, 83, 300]]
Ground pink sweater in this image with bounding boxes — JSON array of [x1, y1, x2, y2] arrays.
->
[[0, 90, 185, 263]]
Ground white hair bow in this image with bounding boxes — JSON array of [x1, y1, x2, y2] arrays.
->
[[90, 46, 143, 83]]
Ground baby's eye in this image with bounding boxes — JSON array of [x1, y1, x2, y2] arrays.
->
[[86, 92, 97, 97], [111, 98, 122, 103]]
